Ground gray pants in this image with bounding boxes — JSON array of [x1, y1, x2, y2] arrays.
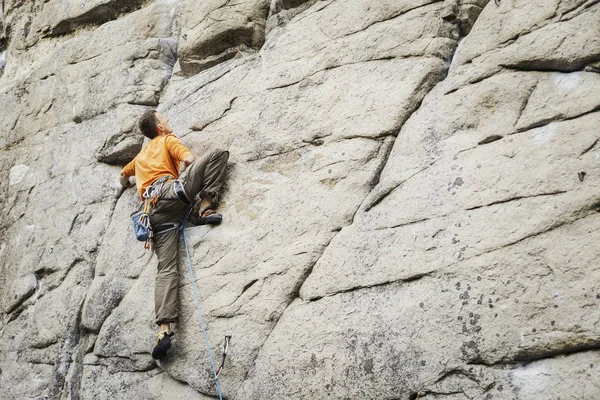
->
[[149, 148, 229, 325]]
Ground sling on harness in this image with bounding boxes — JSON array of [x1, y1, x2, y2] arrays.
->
[[131, 176, 171, 249]]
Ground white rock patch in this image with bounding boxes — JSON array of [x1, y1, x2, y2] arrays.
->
[[9, 164, 29, 186]]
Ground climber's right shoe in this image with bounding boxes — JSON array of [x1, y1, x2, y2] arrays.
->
[[152, 331, 174, 360]]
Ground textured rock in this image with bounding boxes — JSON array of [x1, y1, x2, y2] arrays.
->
[[178, 0, 269, 75], [1, 0, 600, 399], [0, 0, 177, 148], [79, 368, 209, 399], [34, 0, 151, 38], [0, 1, 179, 398]]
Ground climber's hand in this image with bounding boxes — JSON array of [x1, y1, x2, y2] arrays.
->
[[120, 174, 136, 188]]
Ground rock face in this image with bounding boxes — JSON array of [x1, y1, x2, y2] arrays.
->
[[1, 0, 599, 399]]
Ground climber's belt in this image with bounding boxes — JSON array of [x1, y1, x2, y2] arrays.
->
[[153, 222, 180, 236], [173, 179, 192, 205]]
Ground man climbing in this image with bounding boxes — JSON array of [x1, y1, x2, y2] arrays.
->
[[119, 110, 229, 360]]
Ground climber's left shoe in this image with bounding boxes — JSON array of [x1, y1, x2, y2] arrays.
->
[[152, 331, 174, 360], [197, 206, 222, 225]]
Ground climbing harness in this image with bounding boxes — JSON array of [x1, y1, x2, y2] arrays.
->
[[173, 179, 192, 204], [153, 222, 180, 235], [181, 208, 231, 400]]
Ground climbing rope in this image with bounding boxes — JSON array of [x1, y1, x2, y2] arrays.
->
[[181, 209, 224, 400]]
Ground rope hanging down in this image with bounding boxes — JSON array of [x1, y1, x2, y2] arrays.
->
[[181, 209, 231, 400]]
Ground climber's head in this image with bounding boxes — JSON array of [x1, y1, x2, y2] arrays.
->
[[139, 110, 172, 139]]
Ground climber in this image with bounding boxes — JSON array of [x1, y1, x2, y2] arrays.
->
[[119, 110, 229, 360]]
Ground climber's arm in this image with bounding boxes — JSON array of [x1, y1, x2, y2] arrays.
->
[[165, 135, 195, 173], [120, 158, 136, 188], [119, 173, 136, 188], [181, 155, 195, 173]]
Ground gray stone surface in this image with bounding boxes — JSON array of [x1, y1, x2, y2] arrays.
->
[[79, 368, 210, 399], [1, 0, 600, 399], [178, 0, 269, 75]]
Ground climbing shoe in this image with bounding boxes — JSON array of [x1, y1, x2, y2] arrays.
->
[[152, 331, 174, 360], [197, 206, 222, 225]]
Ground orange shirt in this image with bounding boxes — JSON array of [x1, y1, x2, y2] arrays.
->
[[121, 134, 192, 199]]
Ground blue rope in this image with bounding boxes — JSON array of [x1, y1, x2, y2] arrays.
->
[[181, 209, 223, 400]]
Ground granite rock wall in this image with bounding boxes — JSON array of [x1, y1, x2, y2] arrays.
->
[[1, 0, 599, 399]]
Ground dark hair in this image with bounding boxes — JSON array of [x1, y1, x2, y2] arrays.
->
[[139, 110, 159, 139]]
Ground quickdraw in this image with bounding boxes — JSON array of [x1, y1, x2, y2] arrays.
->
[[215, 335, 231, 380], [142, 199, 153, 250]]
